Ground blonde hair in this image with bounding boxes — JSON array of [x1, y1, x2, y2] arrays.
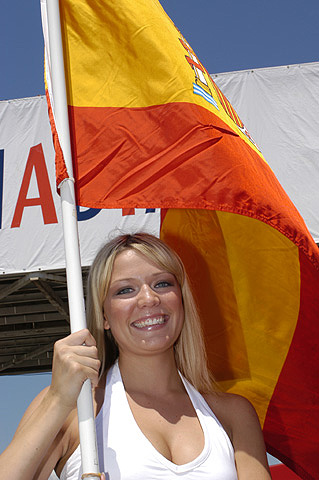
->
[[86, 233, 214, 392]]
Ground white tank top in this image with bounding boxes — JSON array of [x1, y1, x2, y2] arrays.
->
[[60, 362, 238, 480]]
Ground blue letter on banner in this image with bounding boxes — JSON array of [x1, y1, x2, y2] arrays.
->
[[76, 205, 101, 221]]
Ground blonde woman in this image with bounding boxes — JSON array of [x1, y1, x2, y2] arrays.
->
[[0, 233, 271, 479]]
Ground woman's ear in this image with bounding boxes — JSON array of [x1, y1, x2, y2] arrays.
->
[[103, 312, 110, 330]]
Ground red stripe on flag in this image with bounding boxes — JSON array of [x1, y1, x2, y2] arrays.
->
[[264, 251, 319, 480], [270, 464, 302, 480], [65, 102, 316, 263], [45, 90, 68, 186]]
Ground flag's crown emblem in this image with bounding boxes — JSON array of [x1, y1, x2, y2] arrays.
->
[[178, 34, 259, 150]]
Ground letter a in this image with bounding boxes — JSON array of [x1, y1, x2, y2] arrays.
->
[[11, 144, 58, 228]]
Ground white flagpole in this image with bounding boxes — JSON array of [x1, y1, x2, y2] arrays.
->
[[43, 1, 100, 478]]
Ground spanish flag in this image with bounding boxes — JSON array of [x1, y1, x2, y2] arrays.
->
[[41, 1, 319, 478]]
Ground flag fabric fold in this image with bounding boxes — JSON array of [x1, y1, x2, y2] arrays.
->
[[41, 1, 319, 478]]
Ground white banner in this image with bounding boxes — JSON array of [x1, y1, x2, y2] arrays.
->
[[1, 63, 318, 274], [0, 96, 160, 274], [213, 62, 319, 242]]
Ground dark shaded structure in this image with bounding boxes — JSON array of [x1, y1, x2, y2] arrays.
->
[[0, 268, 89, 375]]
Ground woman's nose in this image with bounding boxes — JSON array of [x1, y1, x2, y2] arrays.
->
[[137, 284, 160, 308]]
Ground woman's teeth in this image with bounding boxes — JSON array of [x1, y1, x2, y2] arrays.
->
[[133, 316, 166, 328]]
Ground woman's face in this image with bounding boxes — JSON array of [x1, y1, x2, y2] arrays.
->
[[103, 249, 184, 357]]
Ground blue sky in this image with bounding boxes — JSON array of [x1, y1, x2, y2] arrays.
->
[[0, 0, 318, 459], [0, 0, 318, 101]]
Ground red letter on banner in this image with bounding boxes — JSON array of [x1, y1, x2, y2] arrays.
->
[[11, 144, 58, 228]]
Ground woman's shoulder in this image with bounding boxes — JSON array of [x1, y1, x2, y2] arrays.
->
[[203, 391, 261, 444], [204, 389, 256, 414]]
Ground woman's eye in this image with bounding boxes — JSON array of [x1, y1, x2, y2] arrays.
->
[[155, 281, 172, 288], [116, 287, 133, 295]]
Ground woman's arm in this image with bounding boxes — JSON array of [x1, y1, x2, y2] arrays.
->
[[226, 394, 271, 480], [206, 392, 271, 479], [0, 329, 101, 480]]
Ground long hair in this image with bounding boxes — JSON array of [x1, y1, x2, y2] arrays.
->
[[86, 233, 214, 392]]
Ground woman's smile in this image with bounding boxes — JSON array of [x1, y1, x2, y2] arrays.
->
[[131, 314, 169, 330]]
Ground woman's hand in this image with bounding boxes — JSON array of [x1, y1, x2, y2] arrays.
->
[[49, 329, 101, 410]]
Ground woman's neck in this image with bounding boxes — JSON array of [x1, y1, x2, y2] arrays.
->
[[118, 349, 184, 396]]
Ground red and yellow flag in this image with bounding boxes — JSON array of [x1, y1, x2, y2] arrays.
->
[[42, 1, 319, 478]]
